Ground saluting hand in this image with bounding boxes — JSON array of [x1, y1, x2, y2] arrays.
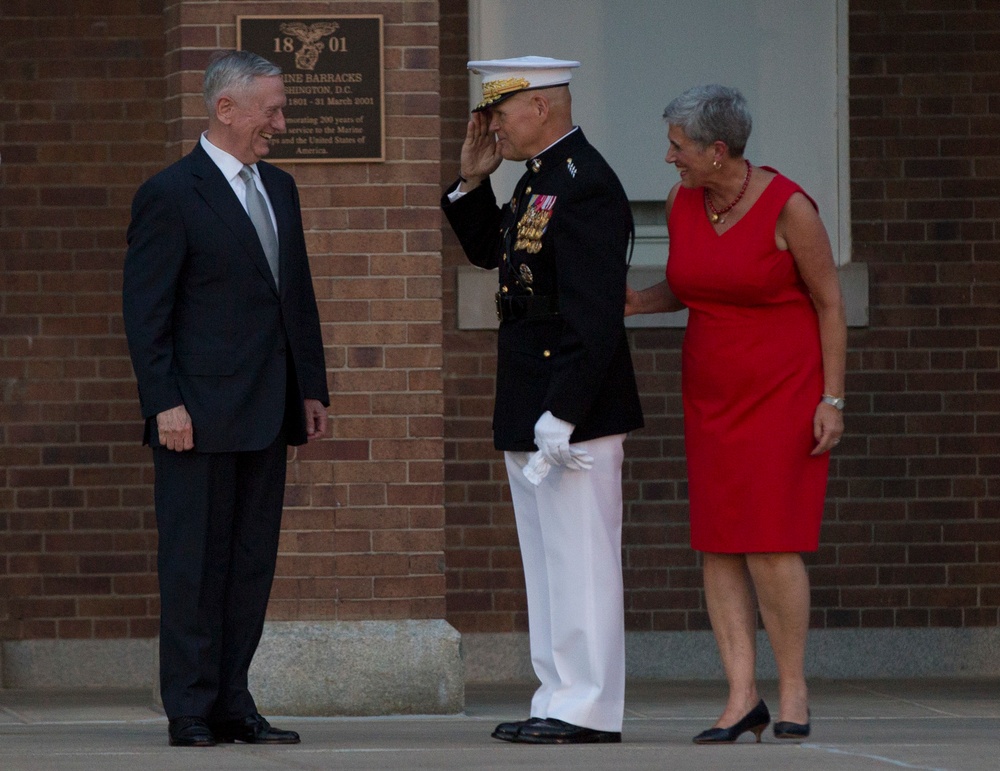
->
[[459, 111, 502, 190]]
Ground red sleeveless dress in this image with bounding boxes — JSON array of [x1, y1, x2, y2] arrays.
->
[[666, 171, 828, 553]]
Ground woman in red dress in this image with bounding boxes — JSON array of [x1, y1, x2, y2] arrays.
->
[[626, 85, 846, 744]]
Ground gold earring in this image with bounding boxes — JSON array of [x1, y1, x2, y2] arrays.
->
[[713, 160, 721, 169]]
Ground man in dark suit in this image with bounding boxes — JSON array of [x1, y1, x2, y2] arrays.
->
[[122, 50, 329, 748], [442, 56, 643, 744]]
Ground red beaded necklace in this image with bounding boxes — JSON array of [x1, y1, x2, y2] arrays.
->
[[705, 159, 752, 224]]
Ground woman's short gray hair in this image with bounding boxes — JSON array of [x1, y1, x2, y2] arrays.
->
[[662, 84, 752, 157], [203, 50, 282, 112]]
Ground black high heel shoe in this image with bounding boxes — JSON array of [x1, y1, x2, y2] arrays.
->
[[773, 709, 810, 739], [693, 699, 770, 744]]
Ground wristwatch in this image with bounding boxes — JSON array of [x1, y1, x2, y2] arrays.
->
[[821, 394, 845, 411]]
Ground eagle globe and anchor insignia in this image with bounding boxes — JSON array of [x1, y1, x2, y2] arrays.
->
[[279, 21, 341, 70]]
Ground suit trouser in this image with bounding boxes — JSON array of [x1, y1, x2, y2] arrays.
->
[[504, 433, 627, 733], [152, 431, 287, 720]]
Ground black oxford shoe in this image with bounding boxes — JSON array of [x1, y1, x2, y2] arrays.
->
[[491, 717, 546, 742], [211, 712, 300, 744], [168, 716, 216, 747], [514, 717, 622, 744]]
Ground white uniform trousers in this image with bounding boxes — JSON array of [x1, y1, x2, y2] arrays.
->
[[504, 433, 627, 733]]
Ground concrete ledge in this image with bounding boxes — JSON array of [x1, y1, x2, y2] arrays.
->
[[249, 620, 464, 716], [463, 627, 1000, 683], [2, 620, 464, 717], [1, 638, 157, 689], [7, 625, 998, 698]]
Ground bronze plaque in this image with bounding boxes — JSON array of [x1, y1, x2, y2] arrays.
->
[[237, 15, 385, 163]]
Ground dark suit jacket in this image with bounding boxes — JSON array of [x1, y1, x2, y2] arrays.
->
[[443, 129, 643, 451], [123, 142, 328, 452]]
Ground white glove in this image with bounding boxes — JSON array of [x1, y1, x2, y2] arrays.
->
[[568, 445, 595, 470], [533, 411, 595, 471], [522, 450, 551, 486], [522, 447, 594, 486]]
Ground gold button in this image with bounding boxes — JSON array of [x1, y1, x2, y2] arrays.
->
[[501, 285, 509, 293], [525, 186, 532, 194], [543, 350, 551, 358]]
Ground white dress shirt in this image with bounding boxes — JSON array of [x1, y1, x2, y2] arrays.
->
[[199, 133, 280, 240]]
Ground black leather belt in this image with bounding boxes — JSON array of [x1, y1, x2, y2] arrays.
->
[[495, 293, 560, 321]]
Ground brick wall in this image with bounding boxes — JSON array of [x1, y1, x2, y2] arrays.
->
[[1, 0, 997, 647], [440, 0, 1000, 634], [0, 0, 166, 640], [159, 0, 446, 623], [439, 0, 525, 632], [836, 0, 999, 627], [0, 0, 447, 641]]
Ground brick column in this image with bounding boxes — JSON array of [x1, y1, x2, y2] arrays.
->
[[161, 0, 457, 714]]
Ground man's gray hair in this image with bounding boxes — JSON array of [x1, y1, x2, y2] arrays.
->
[[203, 50, 282, 112], [662, 84, 752, 157]]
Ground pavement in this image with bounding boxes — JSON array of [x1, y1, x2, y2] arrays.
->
[[1, 679, 998, 770]]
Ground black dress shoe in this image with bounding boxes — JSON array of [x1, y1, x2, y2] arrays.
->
[[514, 717, 622, 744], [168, 716, 216, 747], [693, 699, 770, 744], [211, 713, 300, 744], [491, 717, 545, 742]]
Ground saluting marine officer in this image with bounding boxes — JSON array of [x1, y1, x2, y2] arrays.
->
[[442, 56, 643, 744]]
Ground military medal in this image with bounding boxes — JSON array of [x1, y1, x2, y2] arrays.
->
[[514, 194, 556, 254]]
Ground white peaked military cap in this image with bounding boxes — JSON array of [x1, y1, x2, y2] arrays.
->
[[467, 55, 581, 112]]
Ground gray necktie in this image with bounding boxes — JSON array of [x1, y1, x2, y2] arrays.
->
[[239, 165, 279, 287]]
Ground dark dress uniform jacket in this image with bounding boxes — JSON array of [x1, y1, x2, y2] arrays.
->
[[443, 128, 643, 451], [123, 142, 329, 452]]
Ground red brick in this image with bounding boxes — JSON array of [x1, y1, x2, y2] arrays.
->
[[3, 1, 999, 645]]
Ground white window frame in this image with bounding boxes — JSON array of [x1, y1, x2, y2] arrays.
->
[[468, 0, 851, 266], [459, 0, 864, 330]]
